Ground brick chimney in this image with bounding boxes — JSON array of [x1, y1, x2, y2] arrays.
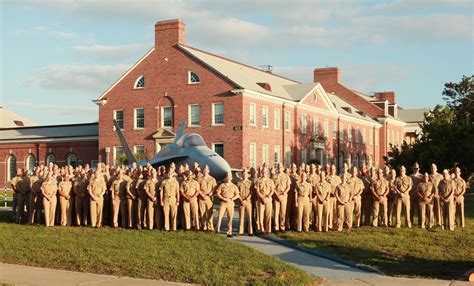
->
[[155, 19, 185, 48], [314, 67, 340, 84], [374, 91, 396, 104]]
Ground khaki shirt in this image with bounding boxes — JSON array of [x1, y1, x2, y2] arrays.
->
[[410, 173, 423, 194], [429, 173, 443, 193], [41, 180, 57, 197], [181, 179, 200, 197], [273, 173, 290, 194], [30, 175, 44, 194], [10, 176, 22, 192], [58, 181, 72, 197], [417, 182, 434, 198], [74, 178, 89, 197], [257, 177, 275, 197], [217, 182, 239, 199], [308, 174, 319, 187], [160, 178, 179, 200], [295, 181, 311, 198], [395, 175, 412, 195], [336, 183, 351, 203], [315, 180, 331, 201], [438, 179, 454, 200], [111, 179, 128, 197], [238, 179, 252, 200], [326, 175, 342, 195], [371, 178, 389, 196], [143, 178, 160, 198], [361, 175, 373, 198], [88, 179, 106, 197], [350, 176, 364, 198], [200, 176, 217, 196], [453, 177, 466, 196]]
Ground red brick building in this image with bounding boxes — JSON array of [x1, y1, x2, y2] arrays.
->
[[0, 123, 98, 184], [94, 19, 407, 171]]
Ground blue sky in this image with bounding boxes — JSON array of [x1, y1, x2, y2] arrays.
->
[[1, 0, 472, 125]]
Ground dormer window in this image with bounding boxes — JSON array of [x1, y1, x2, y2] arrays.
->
[[134, 75, 145, 89], [188, 71, 200, 84]]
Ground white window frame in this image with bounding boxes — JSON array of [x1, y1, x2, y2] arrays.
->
[[262, 144, 269, 165], [134, 145, 145, 155], [274, 145, 281, 168], [134, 108, 145, 130], [339, 122, 344, 139], [212, 142, 224, 158], [188, 104, 201, 127], [312, 116, 318, 135], [67, 153, 78, 167], [301, 113, 307, 134], [302, 148, 307, 164], [26, 154, 36, 173], [212, 103, 224, 126], [134, 75, 145, 89], [114, 146, 124, 166], [355, 127, 360, 143], [188, 70, 200, 84], [324, 119, 329, 138], [46, 154, 56, 165], [348, 124, 352, 142], [285, 111, 291, 131], [369, 129, 373, 145], [113, 109, 124, 130], [7, 155, 16, 181], [262, 106, 269, 128], [274, 108, 281, 130], [332, 121, 337, 139], [362, 128, 366, 144], [285, 146, 291, 167], [250, 143, 257, 168], [249, 103, 257, 126], [161, 106, 173, 128]]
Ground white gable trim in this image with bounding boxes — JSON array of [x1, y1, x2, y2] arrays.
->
[[296, 83, 338, 114], [96, 47, 154, 100], [232, 88, 297, 105]]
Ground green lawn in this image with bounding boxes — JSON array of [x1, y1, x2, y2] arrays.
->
[[0, 211, 317, 286], [276, 194, 474, 280]]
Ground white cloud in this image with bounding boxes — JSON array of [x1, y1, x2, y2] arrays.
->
[[11, 25, 78, 39], [9, 102, 97, 118], [24, 64, 130, 92], [73, 44, 149, 61]]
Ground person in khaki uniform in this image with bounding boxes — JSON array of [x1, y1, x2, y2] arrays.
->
[[144, 169, 161, 230], [58, 174, 73, 226], [326, 165, 342, 230], [41, 173, 58, 227], [198, 165, 217, 231], [255, 168, 275, 234], [127, 172, 141, 228], [216, 172, 240, 237], [88, 171, 107, 228], [272, 163, 291, 232], [360, 166, 373, 226], [136, 172, 147, 229], [10, 169, 23, 220], [286, 166, 298, 231], [438, 169, 455, 231], [429, 163, 444, 227], [73, 171, 89, 226], [295, 172, 312, 232], [452, 167, 466, 228], [238, 168, 253, 236], [417, 173, 435, 229], [16, 170, 30, 223], [335, 175, 353, 232], [386, 169, 397, 226], [371, 169, 389, 227], [350, 167, 364, 228], [410, 163, 423, 226], [180, 170, 200, 230], [123, 171, 135, 228], [160, 170, 180, 231], [314, 171, 331, 232], [394, 166, 412, 228], [28, 169, 44, 225], [110, 171, 128, 228]]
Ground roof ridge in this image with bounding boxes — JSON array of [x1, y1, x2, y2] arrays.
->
[[179, 44, 301, 84], [0, 122, 98, 131]]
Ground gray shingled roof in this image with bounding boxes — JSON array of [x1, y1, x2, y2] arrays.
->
[[0, 123, 98, 142], [398, 108, 430, 123]]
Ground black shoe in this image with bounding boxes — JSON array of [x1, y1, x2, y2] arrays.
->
[[227, 234, 233, 238], [249, 233, 254, 236]]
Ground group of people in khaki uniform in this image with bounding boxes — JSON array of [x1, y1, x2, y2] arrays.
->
[[9, 160, 468, 234]]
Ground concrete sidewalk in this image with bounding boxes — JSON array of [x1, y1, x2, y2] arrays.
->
[[0, 263, 191, 286]]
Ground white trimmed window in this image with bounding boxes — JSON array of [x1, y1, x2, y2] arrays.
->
[[312, 116, 318, 135], [188, 71, 200, 84], [348, 124, 352, 142], [274, 145, 281, 168], [262, 106, 268, 128], [46, 154, 56, 165], [302, 148, 307, 164], [249, 103, 257, 126], [67, 154, 78, 167], [355, 128, 360, 143], [161, 106, 173, 128], [213, 143, 224, 158], [134, 75, 145, 89], [301, 113, 307, 134], [285, 111, 291, 130], [324, 119, 329, 138], [285, 146, 291, 167], [262, 144, 269, 165], [134, 108, 145, 129], [212, 103, 224, 125], [332, 121, 337, 139], [26, 154, 36, 173], [369, 129, 373, 145], [188, 104, 200, 126], [134, 145, 145, 155], [274, 108, 281, 130], [249, 143, 256, 168], [7, 155, 16, 181], [114, 146, 124, 166], [114, 110, 124, 130], [362, 128, 366, 144], [339, 122, 344, 139]]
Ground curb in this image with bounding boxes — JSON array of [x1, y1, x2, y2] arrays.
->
[[261, 234, 383, 275]]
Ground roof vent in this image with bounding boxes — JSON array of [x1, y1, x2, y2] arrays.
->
[[342, 107, 352, 113], [357, 111, 366, 117], [257, 82, 272, 92], [258, 65, 273, 73]]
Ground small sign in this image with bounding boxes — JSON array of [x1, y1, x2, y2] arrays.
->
[[233, 126, 242, 131]]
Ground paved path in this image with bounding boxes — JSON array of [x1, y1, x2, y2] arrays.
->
[[0, 263, 191, 286]]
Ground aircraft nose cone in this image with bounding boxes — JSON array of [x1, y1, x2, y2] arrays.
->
[[207, 157, 231, 181]]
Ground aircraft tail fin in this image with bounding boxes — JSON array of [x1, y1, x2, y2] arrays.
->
[[174, 121, 185, 143], [113, 119, 137, 165]]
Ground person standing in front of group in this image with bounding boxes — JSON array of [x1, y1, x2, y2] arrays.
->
[[160, 170, 180, 231], [88, 171, 107, 228], [58, 174, 73, 226], [216, 172, 240, 237], [417, 173, 435, 229], [238, 168, 253, 236], [41, 173, 57, 227]]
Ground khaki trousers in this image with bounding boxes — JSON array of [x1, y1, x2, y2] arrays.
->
[[258, 198, 273, 233], [112, 196, 121, 227], [273, 194, 288, 231], [327, 196, 336, 229], [28, 193, 41, 224], [16, 193, 28, 223], [396, 195, 411, 228], [337, 202, 353, 231], [59, 196, 72, 226], [419, 201, 434, 229], [163, 197, 177, 231], [126, 198, 136, 228], [441, 200, 455, 231], [362, 196, 373, 226], [43, 196, 57, 227], [454, 196, 465, 228], [145, 199, 155, 230], [255, 197, 261, 232], [217, 200, 235, 235], [154, 203, 163, 230], [90, 197, 104, 228], [285, 193, 295, 230], [353, 197, 362, 227], [296, 197, 310, 232], [317, 200, 329, 232], [387, 196, 396, 226], [372, 197, 388, 227], [75, 196, 89, 226], [137, 197, 147, 228], [198, 198, 214, 231], [434, 197, 442, 226], [239, 200, 253, 235], [183, 198, 199, 230]]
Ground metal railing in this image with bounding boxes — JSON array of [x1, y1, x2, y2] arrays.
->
[[2, 186, 13, 208]]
